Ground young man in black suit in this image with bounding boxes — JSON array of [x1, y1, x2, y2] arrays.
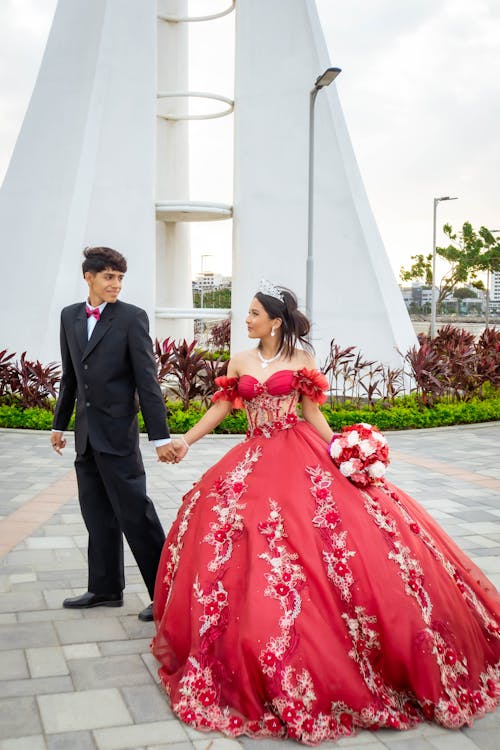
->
[[51, 246, 176, 621]]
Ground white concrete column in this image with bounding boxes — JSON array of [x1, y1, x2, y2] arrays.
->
[[0, 0, 157, 362], [232, 0, 417, 367], [156, 0, 193, 343]]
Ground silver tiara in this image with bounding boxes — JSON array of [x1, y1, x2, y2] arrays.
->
[[258, 279, 284, 302]]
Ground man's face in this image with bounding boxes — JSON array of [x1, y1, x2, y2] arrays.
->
[[85, 268, 124, 306]]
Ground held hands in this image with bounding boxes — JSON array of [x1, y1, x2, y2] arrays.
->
[[156, 435, 190, 464], [156, 443, 179, 464]]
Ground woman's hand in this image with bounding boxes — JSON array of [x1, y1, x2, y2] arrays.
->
[[171, 437, 190, 463]]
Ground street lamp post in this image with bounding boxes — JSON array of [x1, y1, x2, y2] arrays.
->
[[200, 253, 212, 309], [306, 66, 341, 323], [430, 196, 458, 337]]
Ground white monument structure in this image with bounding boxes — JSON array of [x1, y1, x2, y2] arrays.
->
[[0, 0, 416, 368]]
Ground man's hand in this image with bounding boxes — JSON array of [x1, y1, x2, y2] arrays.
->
[[51, 431, 66, 455], [156, 443, 178, 463], [171, 438, 189, 463]]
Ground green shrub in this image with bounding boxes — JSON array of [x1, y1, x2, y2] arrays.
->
[[215, 410, 248, 434], [1, 393, 498, 434], [321, 394, 500, 431], [0, 405, 72, 430]]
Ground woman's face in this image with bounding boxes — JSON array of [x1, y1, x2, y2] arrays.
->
[[246, 297, 276, 339]]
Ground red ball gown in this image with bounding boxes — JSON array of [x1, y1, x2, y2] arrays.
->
[[152, 369, 500, 744]]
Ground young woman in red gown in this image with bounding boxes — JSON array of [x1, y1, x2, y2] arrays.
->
[[151, 282, 500, 745]]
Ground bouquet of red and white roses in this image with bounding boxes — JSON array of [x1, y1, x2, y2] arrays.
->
[[328, 423, 390, 487]]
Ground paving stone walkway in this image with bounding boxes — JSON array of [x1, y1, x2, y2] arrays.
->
[[0, 424, 499, 750]]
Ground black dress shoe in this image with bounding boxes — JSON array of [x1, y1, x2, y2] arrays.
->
[[63, 592, 123, 609], [138, 603, 154, 622]]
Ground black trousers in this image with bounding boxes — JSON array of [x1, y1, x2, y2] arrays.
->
[[74, 444, 165, 599]]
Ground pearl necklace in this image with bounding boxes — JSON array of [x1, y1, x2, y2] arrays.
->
[[257, 348, 281, 369]]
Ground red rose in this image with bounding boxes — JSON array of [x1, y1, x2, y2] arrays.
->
[[302, 718, 314, 733], [444, 649, 457, 665], [200, 689, 216, 706], [265, 716, 282, 733], [262, 651, 277, 665], [334, 561, 348, 577], [325, 510, 339, 525], [282, 706, 297, 721], [275, 583, 290, 597]]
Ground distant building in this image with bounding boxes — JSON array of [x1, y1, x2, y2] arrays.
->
[[399, 283, 433, 311], [489, 271, 500, 314], [192, 273, 231, 293], [491, 271, 500, 302], [398, 282, 492, 315]]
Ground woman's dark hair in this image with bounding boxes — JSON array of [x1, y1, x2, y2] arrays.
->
[[255, 286, 312, 358], [82, 246, 127, 276]]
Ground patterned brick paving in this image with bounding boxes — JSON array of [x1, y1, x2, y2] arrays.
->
[[0, 425, 499, 749]]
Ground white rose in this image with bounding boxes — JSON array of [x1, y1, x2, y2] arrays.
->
[[346, 431, 359, 447], [329, 440, 342, 459], [339, 460, 355, 476], [358, 440, 376, 457], [367, 461, 386, 479]]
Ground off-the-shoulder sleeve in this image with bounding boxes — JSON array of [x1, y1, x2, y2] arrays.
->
[[292, 368, 328, 404], [211, 376, 243, 409]]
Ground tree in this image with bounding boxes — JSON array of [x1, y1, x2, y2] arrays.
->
[[193, 288, 231, 309], [453, 287, 477, 299], [400, 222, 500, 306]]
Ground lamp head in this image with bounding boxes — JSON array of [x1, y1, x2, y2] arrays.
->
[[315, 67, 342, 89]]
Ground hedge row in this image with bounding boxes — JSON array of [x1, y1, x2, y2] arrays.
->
[[1, 393, 499, 434]]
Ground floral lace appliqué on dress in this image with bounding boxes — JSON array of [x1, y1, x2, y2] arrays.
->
[[152, 368, 500, 745]]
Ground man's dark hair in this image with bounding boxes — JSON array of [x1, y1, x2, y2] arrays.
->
[[82, 246, 127, 276]]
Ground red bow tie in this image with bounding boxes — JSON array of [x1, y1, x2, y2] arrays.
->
[[86, 306, 101, 321]]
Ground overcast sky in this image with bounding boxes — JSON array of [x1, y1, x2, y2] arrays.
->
[[1, 0, 499, 282]]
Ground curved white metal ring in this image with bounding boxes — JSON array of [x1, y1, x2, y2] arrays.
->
[[157, 91, 234, 121], [158, 1, 235, 23], [156, 308, 231, 320]]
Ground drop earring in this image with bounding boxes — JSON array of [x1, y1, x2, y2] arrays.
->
[[271, 327, 275, 337]]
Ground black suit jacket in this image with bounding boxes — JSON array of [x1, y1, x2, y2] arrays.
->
[[53, 300, 169, 455]]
